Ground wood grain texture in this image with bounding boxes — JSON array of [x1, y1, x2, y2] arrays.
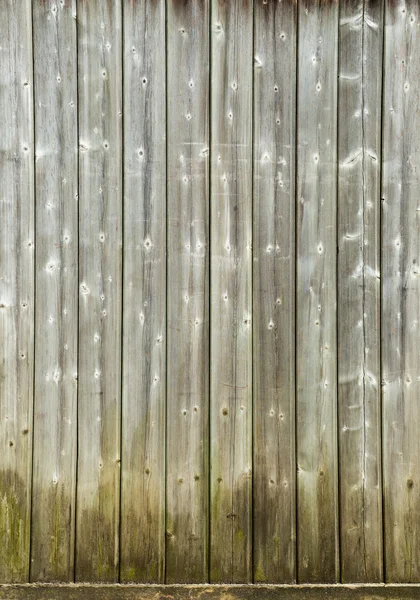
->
[[253, 0, 297, 584], [337, 0, 384, 583], [120, 0, 166, 584], [76, 0, 122, 582], [0, 0, 34, 583], [210, 0, 253, 584], [31, 0, 78, 582], [382, 0, 420, 583], [4, 0, 420, 587], [296, 0, 339, 583], [166, 0, 210, 584]]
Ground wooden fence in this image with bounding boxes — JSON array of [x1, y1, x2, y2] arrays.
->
[[1, 0, 419, 590]]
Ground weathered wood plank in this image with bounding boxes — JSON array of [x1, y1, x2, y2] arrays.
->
[[210, 0, 253, 584], [31, 0, 78, 582], [382, 0, 420, 583], [120, 0, 166, 584], [296, 0, 339, 583], [253, 0, 297, 584], [0, 0, 34, 583], [337, 0, 384, 583], [2, 584, 420, 600], [76, 0, 122, 582], [166, 0, 210, 584]]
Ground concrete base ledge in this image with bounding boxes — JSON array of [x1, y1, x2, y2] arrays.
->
[[1, 584, 420, 600]]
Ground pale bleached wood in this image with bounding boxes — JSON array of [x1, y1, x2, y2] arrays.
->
[[338, 0, 384, 583], [120, 0, 166, 584], [0, 0, 34, 583], [166, 0, 210, 583], [382, 0, 420, 582], [210, 0, 253, 584], [296, 0, 339, 583], [31, 0, 78, 582], [76, 0, 122, 582], [253, 0, 297, 584]]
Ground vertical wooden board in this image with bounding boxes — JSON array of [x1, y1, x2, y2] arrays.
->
[[382, 0, 420, 582], [120, 0, 166, 584], [296, 0, 339, 583], [76, 0, 122, 583], [31, 0, 78, 582], [337, 0, 384, 583], [166, 0, 210, 584], [253, 0, 296, 584], [210, 0, 253, 584], [0, 0, 34, 583]]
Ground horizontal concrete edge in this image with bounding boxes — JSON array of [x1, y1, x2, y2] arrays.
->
[[1, 584, 420, 600]]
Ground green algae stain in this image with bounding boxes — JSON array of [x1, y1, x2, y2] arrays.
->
[[48, 484, 67, 575], [0, 470, 29, 582], [254, 562, 265, 582], [30, 481, 74, 581], [121, 566, 138, 582]]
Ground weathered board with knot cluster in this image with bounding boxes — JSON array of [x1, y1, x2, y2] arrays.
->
[[1, 0, 420, 597]]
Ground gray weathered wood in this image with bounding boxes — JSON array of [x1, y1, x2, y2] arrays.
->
[[4, 0, 420, 587], [166, 0, 210, 584], [31, 0, 78, 582], [120, 0, 166, 584], [253, 0, 297, 584], [382, 0, 420, 583], [76, 0, 122, 582], [337, 0, 384, 583], [210, 0, 253, 584], [296, 0, 339, 583], [0, 0, 34, 583]]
